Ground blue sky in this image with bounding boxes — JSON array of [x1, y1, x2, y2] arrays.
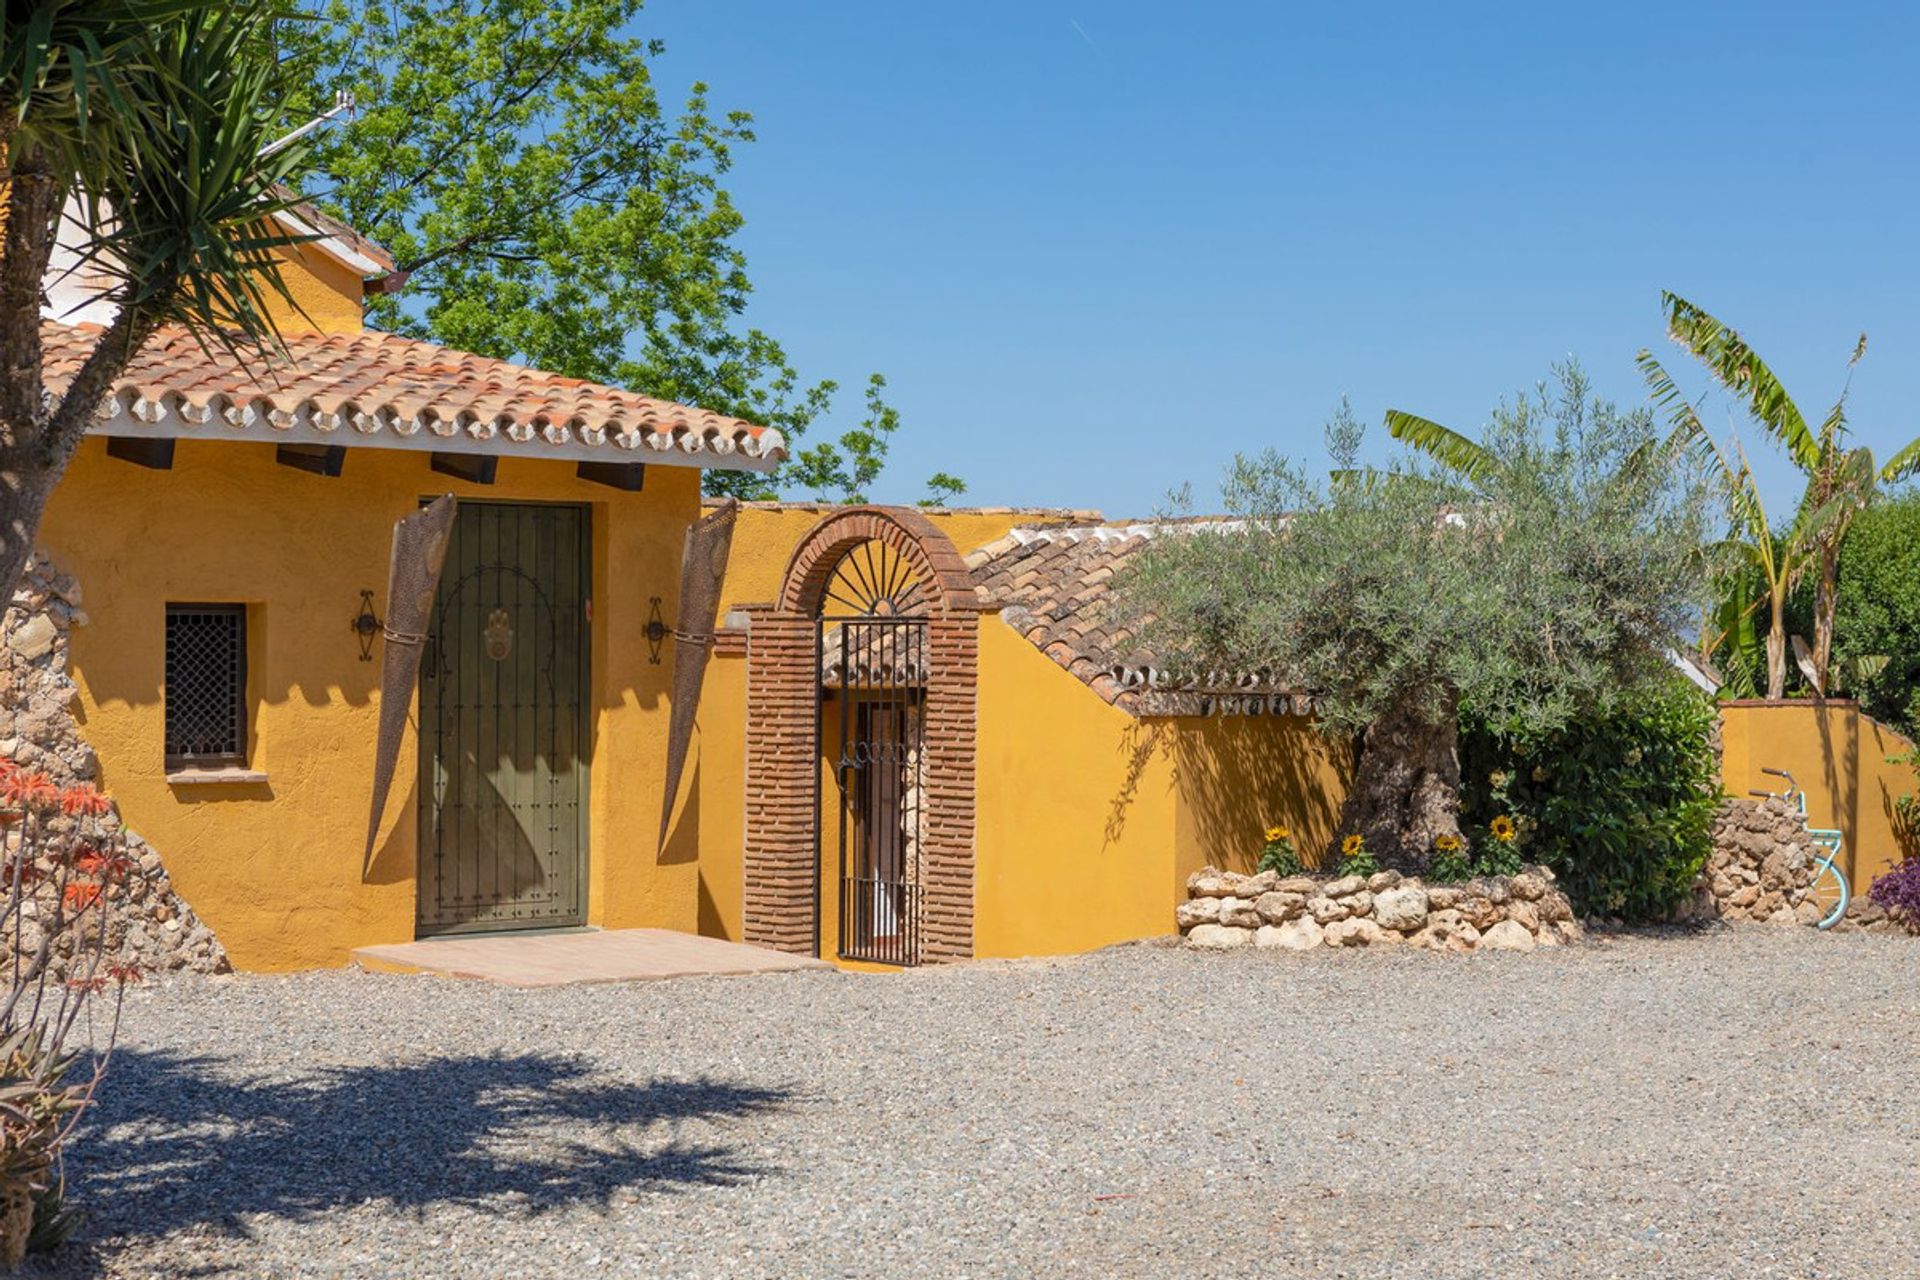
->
[[642, 1, 1919, 516]]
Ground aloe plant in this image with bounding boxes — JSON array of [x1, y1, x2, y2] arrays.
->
[[0, 765, 136, 1264]]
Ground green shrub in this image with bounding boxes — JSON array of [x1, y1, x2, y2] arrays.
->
[[1831, 493, 1920, 734], [1425, 841, 1473, 883], [1459, 678, 1720, 920], [1424, 830, 1522, 882], [1256, 827, 1304, 876]]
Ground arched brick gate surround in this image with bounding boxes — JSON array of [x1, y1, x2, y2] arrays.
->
[[742, 507, 979, 961]]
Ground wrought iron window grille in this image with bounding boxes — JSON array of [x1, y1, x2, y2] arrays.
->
[[164, 603, 248, 768]]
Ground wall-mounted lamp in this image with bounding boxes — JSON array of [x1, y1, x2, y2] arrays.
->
[[645, 597, 667, 665], [351, 590, 383, 662]]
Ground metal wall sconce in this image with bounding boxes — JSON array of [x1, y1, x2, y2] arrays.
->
[[351, 589, 383, 661], [645, 597, 667, 665]]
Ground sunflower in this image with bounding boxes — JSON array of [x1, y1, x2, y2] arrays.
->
[[1434, 833, 1463, 853], [1341, 833, 1365, 857], [1489, 814, 1517, 843], [1265, 825, 1291, 843]]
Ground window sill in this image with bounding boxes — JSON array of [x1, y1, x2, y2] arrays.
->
[[166, 767, 269, 786]]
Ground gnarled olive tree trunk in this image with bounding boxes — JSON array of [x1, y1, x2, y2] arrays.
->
[[1334, 690, 1463, 872]]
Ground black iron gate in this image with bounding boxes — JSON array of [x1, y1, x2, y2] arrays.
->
[[826, 617, 925, 965]]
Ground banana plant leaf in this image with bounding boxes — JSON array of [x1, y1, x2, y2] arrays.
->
[[659, 499, 740, 850], [363, 495, 457, 866]]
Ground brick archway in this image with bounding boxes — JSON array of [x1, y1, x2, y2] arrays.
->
[[778, 505, 978, 618], [743, 506, 978, 962]]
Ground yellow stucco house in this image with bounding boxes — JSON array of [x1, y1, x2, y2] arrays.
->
[[33, 209, 1349, 972]]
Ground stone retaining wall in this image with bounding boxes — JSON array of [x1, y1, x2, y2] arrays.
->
[[1, 555, 227, 976], [1677, 797, 1824, 927], [1178, 865, 1581, 953]]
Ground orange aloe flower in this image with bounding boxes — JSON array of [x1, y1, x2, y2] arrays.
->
[[60, 785, 111, 818], [2, 770, 58, 814]]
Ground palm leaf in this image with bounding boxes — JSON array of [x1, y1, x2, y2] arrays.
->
[[64, 1, 314, 355], [1634, 350, 1724, 472], [1881, 434, 1920, 484], [1659, 291, 1821, 472], [1836, 653, 1890, 694], [1382, 410, 1501, 484]]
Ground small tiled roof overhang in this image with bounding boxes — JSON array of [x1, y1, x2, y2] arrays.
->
[[967, 520, 1304, 717], [43, 321, 786, 472], [270, 190, 396, 278]]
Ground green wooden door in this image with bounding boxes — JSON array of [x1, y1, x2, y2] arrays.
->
[[417, 501, 589, 934]]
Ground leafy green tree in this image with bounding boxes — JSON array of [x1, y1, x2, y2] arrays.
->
[[1124, 370, 1708, 870], [1637, 292, 1920, 696], [280, 0, 961, 501], [2, 0, 310, 609], [1830, 492, 1920, 732], [784, 374, 969, 506], [918, 471, 969, 508]]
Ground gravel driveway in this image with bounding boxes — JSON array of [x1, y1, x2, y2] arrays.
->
[[25, 927, 1920, 1279]]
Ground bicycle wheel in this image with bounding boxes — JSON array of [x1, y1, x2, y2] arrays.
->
[[1807, 857, 1850, 930]]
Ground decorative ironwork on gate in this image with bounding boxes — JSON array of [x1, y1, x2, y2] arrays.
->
[[418, 502, 588, 935], [820, 543, 928, 966]]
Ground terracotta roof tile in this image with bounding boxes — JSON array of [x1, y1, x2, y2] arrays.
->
[[969, 519, 1298, 717], [44, 321, 785, 469]]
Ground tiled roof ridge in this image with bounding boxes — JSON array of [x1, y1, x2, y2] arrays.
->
[[708, 500, 1105, 519], [964, 515, 1248, 571], [43, 320, 785, 468], [964, 514, 1299, 717]]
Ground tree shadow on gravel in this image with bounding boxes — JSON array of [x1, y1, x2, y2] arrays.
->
[[50, 1048, 790, 1246]]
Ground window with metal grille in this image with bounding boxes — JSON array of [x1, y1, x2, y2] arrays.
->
[[165, 604, 248, 767]]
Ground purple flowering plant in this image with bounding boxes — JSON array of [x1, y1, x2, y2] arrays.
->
[[1868, 856, 1920, 928]]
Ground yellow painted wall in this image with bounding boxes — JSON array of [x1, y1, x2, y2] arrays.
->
[[690, 599, 1359, 964], [683, 651, 746, 942], [1719, 700, 1918, 888], [972, 616, 1356, 958], [268, 240, 366, 335], [1168, 713, 1351, 888], [44, 438, 703, 970], [973, 613, 1182, 958]]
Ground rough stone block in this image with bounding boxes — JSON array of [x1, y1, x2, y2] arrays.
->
[[1372, 885, 1430, 932], [1479, 920, 1537, 952], [1187, 924, 1253, 950]]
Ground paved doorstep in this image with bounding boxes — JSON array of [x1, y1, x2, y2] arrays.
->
[[352, 927, 831, 986]]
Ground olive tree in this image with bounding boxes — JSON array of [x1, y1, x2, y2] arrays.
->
[[1123, 367, 1709, 871]]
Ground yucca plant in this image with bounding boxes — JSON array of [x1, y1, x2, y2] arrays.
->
[[1, 0, 315, 609]]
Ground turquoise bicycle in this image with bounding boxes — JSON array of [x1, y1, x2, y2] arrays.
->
[[1749, 767, 1850, 930]]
